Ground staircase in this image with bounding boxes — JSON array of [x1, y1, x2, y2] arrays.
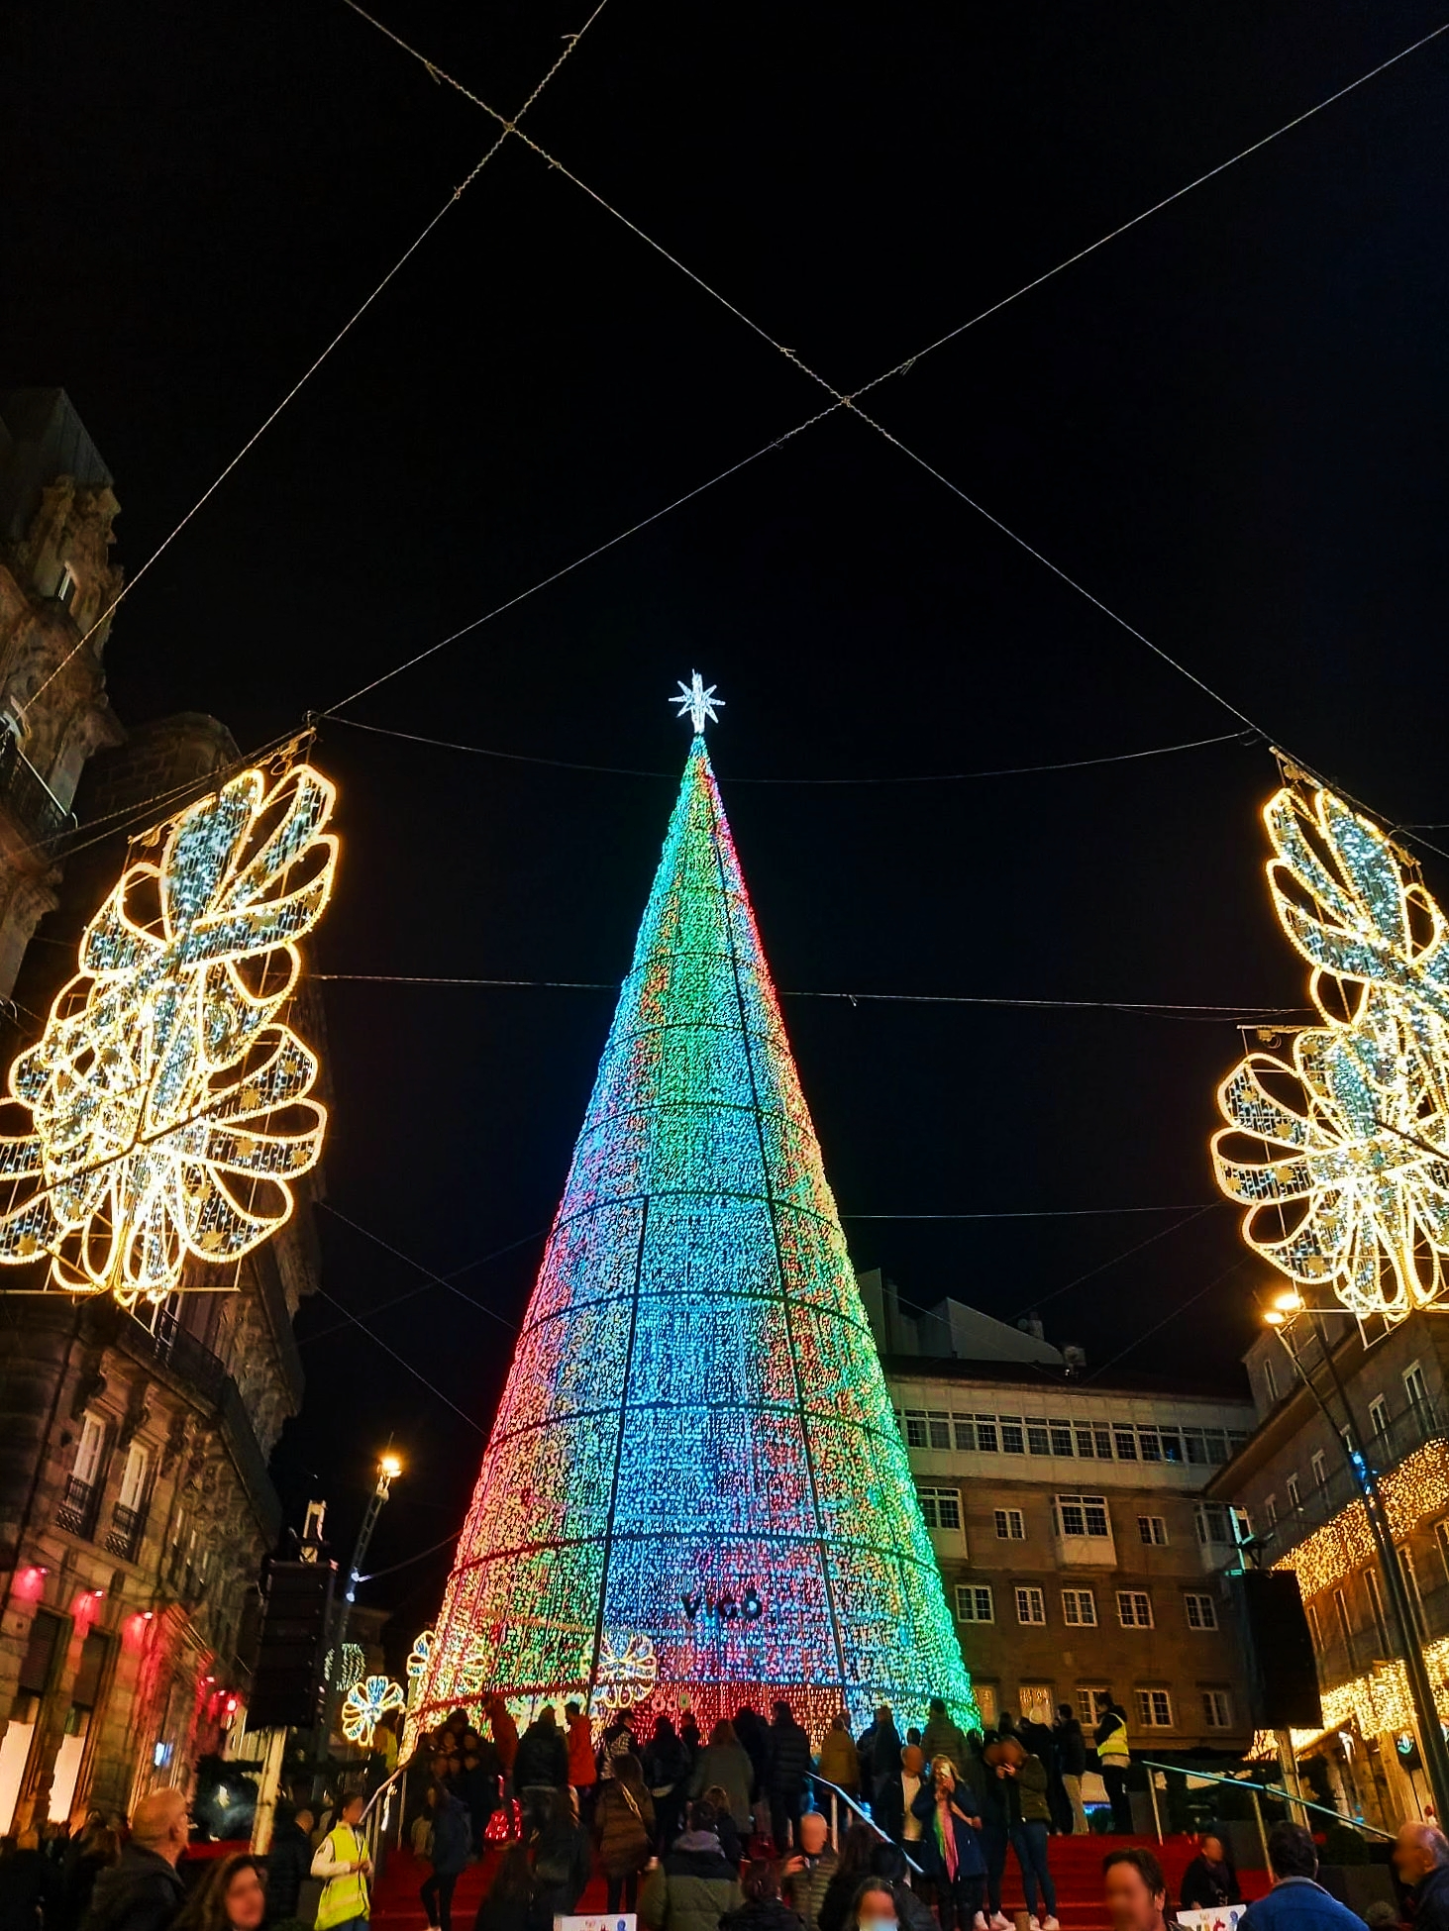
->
[[370, 1834, 1269, 1931]]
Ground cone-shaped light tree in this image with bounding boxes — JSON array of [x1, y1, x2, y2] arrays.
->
[[413, 703, 974, 1739]]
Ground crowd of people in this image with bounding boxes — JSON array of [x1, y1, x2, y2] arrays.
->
[[11, 1693, 1449, 1931]]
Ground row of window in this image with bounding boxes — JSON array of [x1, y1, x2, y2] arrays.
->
[[1256, 1364, 1434, 1529], [955, 1582, 1217, 1631], [919, 1488, 1238, 1549], [898, 1407, 1247, 1466], [972, 1681, 1233, 1732]]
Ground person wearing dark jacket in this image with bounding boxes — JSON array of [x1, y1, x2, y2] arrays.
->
[[421, 1784, 472, 1931], [513, 1711, 569, 1796], [639, 1801, 744, 1931], [921, 1705, 968, 1779], [263, 1807, 313, 1927], [817, 1827, 878, 1931], [911, 1759, 985, 1931], [59, 1824, 119, 1931], [1394, 1825, 1449, 1931], [457, 1738, 502, 1855], [0, 1830, 59, 1931], [82, 1792, 189, 1931], [525, 1791, 589, 1931], [1181, 1836, 1241, 1913], [733, 1711, 771, 1815], [643, 1720, 692, 1854], [474, 1846, 531, 1931], [862, 1710, 903, 1812], [593, 1756, 655, 1913], [719, 1861, 803, 1931], [991, 1740, 1057, 1931], [1053, 1708, 1088, 1837], [767, 1704, 812, 1854], [866, 1846, 935, 1931]]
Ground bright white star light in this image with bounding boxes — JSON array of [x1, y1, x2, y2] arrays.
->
[[670, 672, 724, 735]]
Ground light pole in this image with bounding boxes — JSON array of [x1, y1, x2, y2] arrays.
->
[[324, 1451, 403, 1750], [1262, 1294, 1449, 1823]]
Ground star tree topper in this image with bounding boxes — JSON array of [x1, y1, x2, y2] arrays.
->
[[671, 672, 724, 734], [0, 756, 338, 1304]]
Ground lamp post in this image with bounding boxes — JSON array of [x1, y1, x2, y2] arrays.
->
[[1262, 1295, 1449, 1823], [324, 1451, 403, 1750]]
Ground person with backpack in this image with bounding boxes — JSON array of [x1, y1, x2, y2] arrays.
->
[[594, 1754, 656, 1913]]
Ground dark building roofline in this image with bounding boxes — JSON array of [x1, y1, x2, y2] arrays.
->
[[879, 1350, 1252, 1404]]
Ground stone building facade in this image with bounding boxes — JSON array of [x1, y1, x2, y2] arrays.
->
[[864, 1275, 1256, 1758], [0, 390, 325, 1831], [1212, 1311, 1449, 1831]]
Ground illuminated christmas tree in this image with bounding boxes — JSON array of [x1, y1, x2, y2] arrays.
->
[[414, 684, 975, 1739]]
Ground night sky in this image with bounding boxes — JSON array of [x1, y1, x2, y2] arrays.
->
[[6, 0, 1449, 1646]]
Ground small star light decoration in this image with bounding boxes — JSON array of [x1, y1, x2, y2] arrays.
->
[[671, 673, 723, 735], [342, 1674, 406, 1745], [591, 1631, 658, 1716], [0, 757, 338, 1304], [1213, 777, 1449, 1322]]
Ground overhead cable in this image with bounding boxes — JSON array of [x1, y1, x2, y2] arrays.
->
[[322, 712, 1257, 784], [26, 1, 614, 717]]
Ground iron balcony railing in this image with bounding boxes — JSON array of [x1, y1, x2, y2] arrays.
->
[[0, 729, 74, 842], [55, 1474, 98, 1538], [104, 1501, 146, 1562]]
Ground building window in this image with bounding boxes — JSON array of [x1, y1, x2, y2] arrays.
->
[[999, 1416, 1026, 1455], [952, 1414, 976, 1451], [1062, 1588, 1097, 1627], [1195, 1503, 1232, 1546], [1202, 1690, 1233, 1729], [975, 1416, 999, 1454], [1054, 1494, 1110, 1539], [1117, 1591, 1154, 1629], [1306, 1602, 1322, 1649], [1286, 1473, 1301, 1512], [1050, 1420, 1075, 1456], [995, 1508, 1026, 1541], [1075, 1423, 1112, 1459], [956, 1585, 994, 1624], [1334, 1588, 1355, 1670], [1184, 1593, 1218, 1631], [55, 565, 78, 611], [57, 1412, 105, 1536], [1311, 1449, 1327, 1488], [1016, 1586, 1047, 1626], [1135, 1689, 1173, 1728], [1364, 1569, 1389, 1650], [1019, 1684, 1055, 1724], [1263, 1495, 1278, 1529], [1405, 1362, 1429, 1408], [918, 1487, 962, 1533], [1138, 1426, 1162, 1463], [1438, 1521, 1449, 1587], [1137, 1515, 1168, 1547], [904, 1411, 928, 1447], [1113, 1425, 1138, 1461], [1077, 1685, 1110, 1725], [1026, 1418, 1051, 1455], [1263, 1357, 1278, 1404], [928, 1412, 951, 1448], [1160, 1428, 1185, 1464], [975, 1684, 999, 1726], [1369, 1395, 1389, 1436]]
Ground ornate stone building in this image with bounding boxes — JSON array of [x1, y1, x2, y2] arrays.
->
[[0, 391, 325, 1830]]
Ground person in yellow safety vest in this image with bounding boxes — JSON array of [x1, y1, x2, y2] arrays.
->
[[1093, 1693, 1132, 1835], [312, 1792, 373, 1931]]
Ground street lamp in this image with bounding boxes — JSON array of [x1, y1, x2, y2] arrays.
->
[[1259, 1304, 1449, 1823], [324, 1450, 404, 1748]]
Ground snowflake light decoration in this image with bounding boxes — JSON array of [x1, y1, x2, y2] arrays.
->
[[591, 1631, 658, 1715], [1214, 780, 1449, 1321], [341, 1674, 406, 1745], [0, 759, 337, 1303], [670, 673, 723, 735]]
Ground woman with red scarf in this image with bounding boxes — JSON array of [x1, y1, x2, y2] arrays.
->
[[911, 1758, 986, 1931]]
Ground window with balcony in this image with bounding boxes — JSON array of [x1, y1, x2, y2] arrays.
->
[[956, 1585, 994, 1623], [57, 1413, 105, 1537], [1184, 1592, 1218, 1630], [1405, 1361, 1429, 1408], [918, 1486, 962, 1533], [1369, 1395, 1389, 1436], [1135, 1689, 1173, 1728], [1016, 1586, 1047, 1626], [1117, 1591, 1154, 1629], [995, 1508, 1026, 1541], [106, 1441, 150, 1560], [1311, 1449, 1327, 1488], [1137, 1515, 1168, 1547], [1202, 1690, 1233, 1729], [1286, 1473, 1302, 1512], [1062, 1588, 1097, 1627], [1054, 1494, 1110, 1539]]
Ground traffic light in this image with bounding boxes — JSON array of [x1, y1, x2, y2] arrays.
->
[[248, 1559, 336, 1729]]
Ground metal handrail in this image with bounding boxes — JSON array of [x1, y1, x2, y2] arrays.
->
[[808, 1772, 924, 1873], [1136, 1757, 1393, 1842]]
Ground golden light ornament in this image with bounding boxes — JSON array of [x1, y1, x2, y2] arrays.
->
[[341, 1674, 406, 1745], [1214, 780, 1449, 1323], [591, 1631, 658, 1716], [0, 758, 337, 1303]]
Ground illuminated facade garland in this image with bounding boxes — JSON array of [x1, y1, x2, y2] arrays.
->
[[1214, 782, 1449, 1322], [1272, 1440, 1449, 1600], [415, 734, 976, 1741], [0, 759, 336, 1303]]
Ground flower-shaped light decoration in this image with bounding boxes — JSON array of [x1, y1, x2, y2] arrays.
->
[[407, 1628, 433, 1706], [342, 1674, 406, 1745], [591, 1631, 657, 1716], [0, 759, 337, 1303], [1214, 781, 1449, 1321]]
